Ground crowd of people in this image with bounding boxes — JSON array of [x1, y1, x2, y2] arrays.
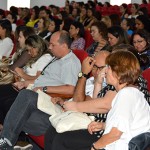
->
[[0, 0, 150, 150]]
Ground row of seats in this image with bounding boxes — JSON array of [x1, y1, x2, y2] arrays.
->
[[96, 3, 150, 16]]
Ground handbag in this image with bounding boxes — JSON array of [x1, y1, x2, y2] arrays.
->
[[27, 84, 63, 115], [0, 57, 15, 85], [50, 111, 94, 133], [37, 89, 63, 115]]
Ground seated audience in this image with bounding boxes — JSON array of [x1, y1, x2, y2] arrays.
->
[[0, 34, 52, 127], [82, 7, 97, 30], [26, 6, 40, 28], [120, 3, 128, 20], [0, 30, 81, 149], [79, 6, 87, 24], [0, 19, 14, 59], [9, 26, 35, 71], [131, 29, 150, 70], [45, 48, 150, 150], [121, 18, 134, 38], [6, 13, 17, 34], [107, 26, 129, 50], [135, 15, 150, 33], [36, 17, 50, 38], [15, 35, 52, 81], [128, 3, 139, 19], [86, 21, 110, 56], [101, 16, 112, 28], [43, 18, 62, 42], [69, 21, 85, 50]]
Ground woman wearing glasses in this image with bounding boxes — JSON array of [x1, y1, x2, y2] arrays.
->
[[132, 29, 150, 70]]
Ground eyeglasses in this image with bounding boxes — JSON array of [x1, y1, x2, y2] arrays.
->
[[133, 40, 145, 45], [93, 65, 106, 70]]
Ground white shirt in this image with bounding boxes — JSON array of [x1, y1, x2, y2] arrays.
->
[[23, 54, 52, 76], [104, 87, 150, 150], [85, 76, 94, 97], [0, 37, 14, 59]]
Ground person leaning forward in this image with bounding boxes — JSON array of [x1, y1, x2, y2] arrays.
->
[[0, 30, 81, 149]]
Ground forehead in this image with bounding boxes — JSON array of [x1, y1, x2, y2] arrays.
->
[[91, 26, 98, 31], [133, 34, 142, 39], [50, 33, 59, 43], [95, 54, 106, 65]]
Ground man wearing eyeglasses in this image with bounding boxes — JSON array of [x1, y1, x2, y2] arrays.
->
[[73, 50, 110, 101]]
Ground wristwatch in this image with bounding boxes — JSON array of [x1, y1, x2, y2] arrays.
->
[[42, 86, 47, 93], [78, 72, 88, 79]]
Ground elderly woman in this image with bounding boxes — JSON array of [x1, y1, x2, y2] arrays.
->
[[131, 29, 150, 70], [86, 21, 110, 56], [89, 50, 150, 150]]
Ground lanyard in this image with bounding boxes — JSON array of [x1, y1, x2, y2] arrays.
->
[[41, 57, 58, 75]]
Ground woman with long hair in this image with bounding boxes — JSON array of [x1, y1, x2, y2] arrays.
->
[[0, 19, 14, 59]]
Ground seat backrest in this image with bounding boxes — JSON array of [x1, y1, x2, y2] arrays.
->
[[84, 30, 94, 50], [73, 49, 88, 64], [142, 68, 150, 92], [128, 132, 150, 150], [28, 135, 44, 149]]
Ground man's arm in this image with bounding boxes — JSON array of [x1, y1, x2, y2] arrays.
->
[[73, 77, 91, 101], [73, 57, 95, 102], [34, 85, 75, 95]]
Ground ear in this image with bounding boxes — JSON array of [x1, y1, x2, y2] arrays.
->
[[76, 28, 79, 34]]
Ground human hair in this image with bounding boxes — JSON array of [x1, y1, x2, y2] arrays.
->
[[121, 3, 128, 10], [70, 21, 85, 38], [32, 6, 40, 20], [62, 18, 74, 32], [142, 0, 148, 4], [132, 3, 139, 13], [122, 18, 135, 30], [104, 2, 111, 7], [18, 26, 35, 39], [0, 19, 12, 38], [108, 26, 129, 46], [138, 7, 149, 18], [10, 6, 18, 16], [8, 12, 17, 23], [91, 21, 108, 40], [0, 9, 5, 18], [131, 29, 150, 49], [40, 17, 49, 30], [112, 43, 140, 63], [51, 18, 62, 32], [25, 35, 48, 67], [106, 50, 141, 85], [109, 14, 121, 26], [136, 15, 150, 32], [58, 30, 72, 48]]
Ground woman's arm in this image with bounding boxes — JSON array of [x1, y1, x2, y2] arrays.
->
[[15, 67, 41, 81], [9, 50, 31, 71], [91, 127, 123, 150], [64, 90, 116, 113]]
